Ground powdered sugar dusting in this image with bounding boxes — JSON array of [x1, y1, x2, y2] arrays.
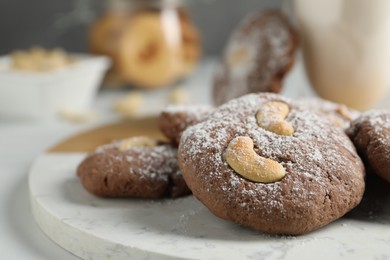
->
[[350, 109, 390, 132], [163, 104, 214, 125], [163, 104, 213, 117], [92, 140, 180, 182], [300, 97, 360, 130], [348, 109, 390, 160]]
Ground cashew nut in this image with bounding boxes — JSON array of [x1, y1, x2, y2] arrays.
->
[[324, 105, 353, 127], [336, 105, 354, 121], [118, 136, 158, 151], [256, 101, 294, 136], [225, 136, 286, 183]]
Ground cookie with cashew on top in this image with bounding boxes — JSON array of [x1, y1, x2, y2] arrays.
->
[[77, 136, 191, 198], [178, 93, 365, 235]]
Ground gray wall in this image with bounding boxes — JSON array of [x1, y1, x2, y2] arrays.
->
[[0, 0, 282, 56]]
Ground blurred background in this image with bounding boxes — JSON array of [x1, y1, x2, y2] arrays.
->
[[0, 0, 282, 56], [0, 0, 292, 121], [3, 0, 388, 118]]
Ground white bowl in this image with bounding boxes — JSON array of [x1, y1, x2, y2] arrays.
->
[[0, 54, 110, 120]]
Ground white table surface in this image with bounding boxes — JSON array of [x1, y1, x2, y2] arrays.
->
[[1, 57, 389, 260]]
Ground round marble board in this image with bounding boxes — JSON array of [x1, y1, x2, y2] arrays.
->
[[29, 118, 390, 260]]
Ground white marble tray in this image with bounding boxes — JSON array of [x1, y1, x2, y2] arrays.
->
[[29, 152, 390, 260]]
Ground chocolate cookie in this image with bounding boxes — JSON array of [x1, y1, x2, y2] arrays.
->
[[213, 10, 297, 105], [159, 104, 214, 145], [178, 93, 365, 235], [347, 110, 390, 182], [77, 136, 191, 198], [300, 97, 360, 130]]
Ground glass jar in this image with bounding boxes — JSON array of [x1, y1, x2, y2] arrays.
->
[[293, 0, 390, 110], [88, 0, 201, 89]]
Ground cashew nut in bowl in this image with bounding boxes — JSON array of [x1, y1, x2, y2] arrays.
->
[[256, 101, 294, 136], [224, 136, 286, 183]]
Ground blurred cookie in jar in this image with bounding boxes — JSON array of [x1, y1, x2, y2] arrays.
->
[[177, 8, 201, 76], [88, 0, 201, 89], [88, 5, 128, 87], [213, 10, 298, 105]]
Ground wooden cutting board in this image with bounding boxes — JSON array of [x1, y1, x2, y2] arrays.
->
[[48, 116, 164, 153]]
